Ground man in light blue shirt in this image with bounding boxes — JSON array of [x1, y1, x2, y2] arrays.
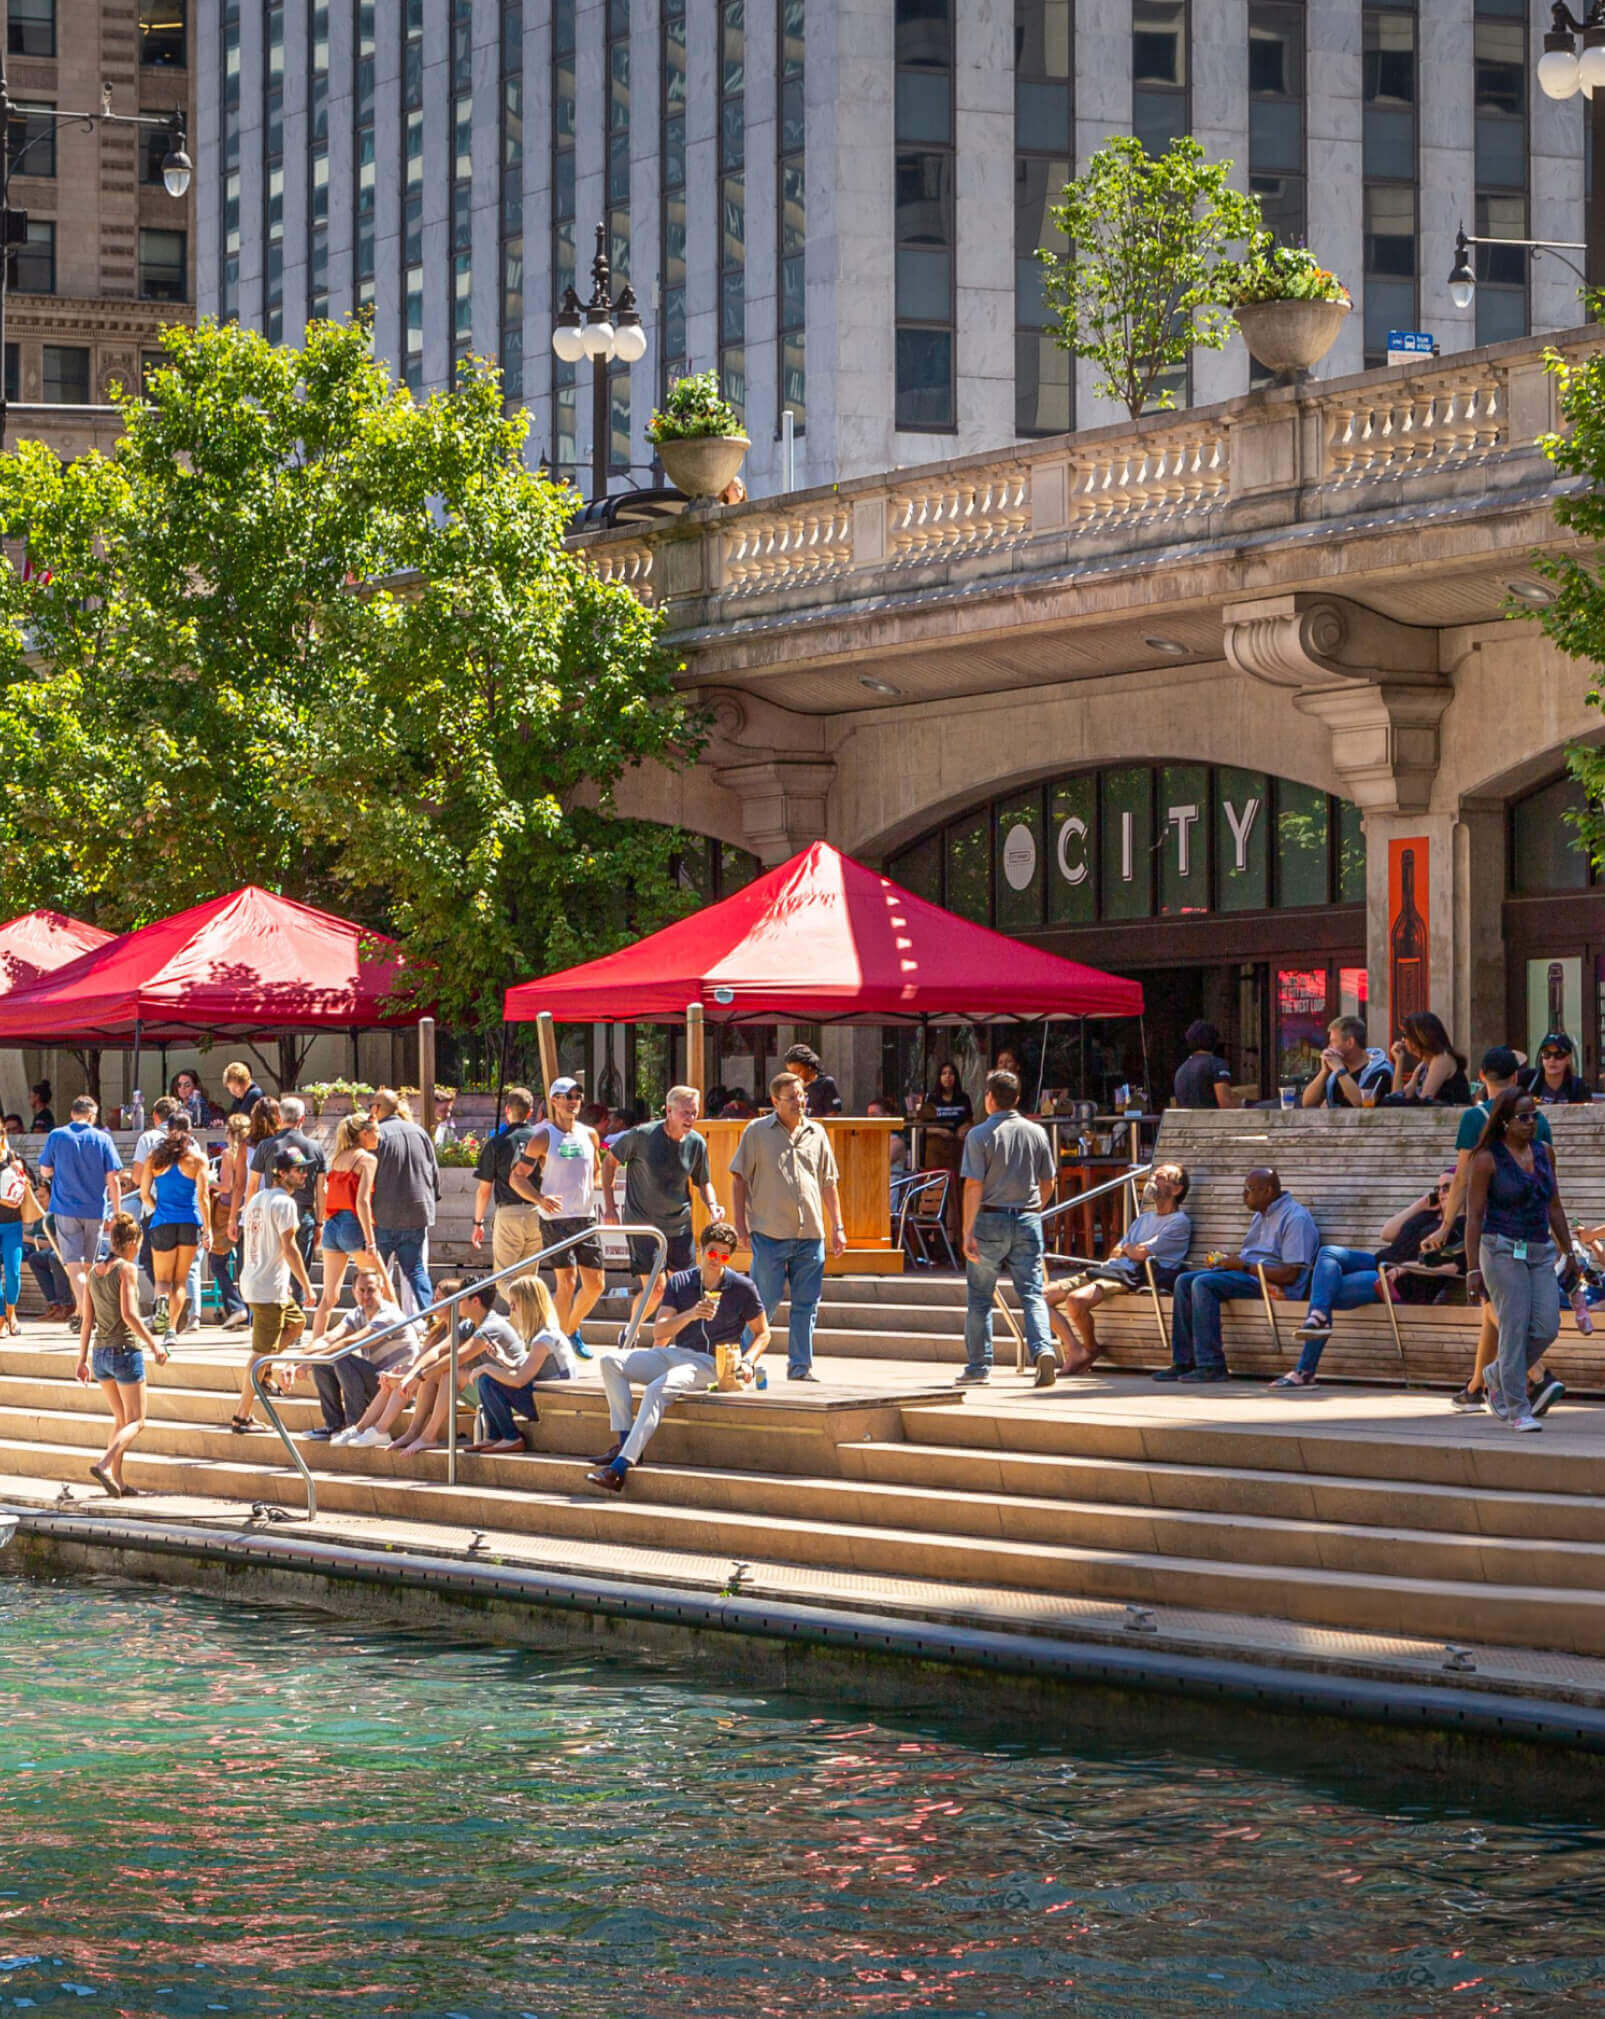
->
[[1047, 1162, 1192, 1376], [1154, 1167, 1318, 1383], [958, 1070, 1057, 1387], [38, 1095, 124, 1322]]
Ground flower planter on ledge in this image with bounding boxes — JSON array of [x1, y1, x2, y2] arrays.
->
[[1235, 299, 1349, 383], [658, 434, 750, 499]]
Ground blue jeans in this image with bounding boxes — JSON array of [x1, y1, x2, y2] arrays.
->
[[749, 1232, 826, 1375], [1479, 1233, 1561, 1419], [0, 1220, 20, 1309], [1298, 1246, 1381, 1376], [964, 1209, 1050, 1372], [210, 1240, 245, 1317], [375, 1224, 432, 1314], [1168, 1269, 1263, 1373], [26, 1242, 69, 1305], [477, 1370, 540, 1442]]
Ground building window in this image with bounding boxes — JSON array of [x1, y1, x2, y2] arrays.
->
[[306, 2, 329, 321], [605, 0, 632, 473], [263, 0, 285, 344], [717, 0, 745, 430], [7, 106, 55, 180], [401, 0, 424, 389], [138, 3, 186, 67], [1248, 3, 1304, 247], [7, 217, 55, 295], [451, 0, 473, 366], [660, 0, 687, 398], [1362, 6, 1416, 365], [140, 350, 166, 396], [4, 344, 17, 404], [7, 0, 55, 60], [551, 0, 577, 477], [1474, 0, 1528, 345], [353, 1, 375, 310], [138, 227, 187, 301], [1014, 0, 1071, 438], [220, 2, 240, 319], [42, 344, 89, 405], [778, 0, 805, 436], [500, 1, 523, 400], [1512, 775, 1593, 893], [895, 0, 954, 431], [1133, 0, 1187, 155]]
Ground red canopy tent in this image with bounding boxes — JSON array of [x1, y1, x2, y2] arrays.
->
[[504, 841, 1143, 1025], [0, 911, 114, 995], [0, 888, 431, 1082]]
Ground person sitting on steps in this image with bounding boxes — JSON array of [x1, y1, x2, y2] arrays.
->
[[1154, 1167, 1318, 1383], [1045, 1162, 1192, 1377]]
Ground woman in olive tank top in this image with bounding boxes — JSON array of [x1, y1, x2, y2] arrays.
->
[[76, 1212, 164, 1497]]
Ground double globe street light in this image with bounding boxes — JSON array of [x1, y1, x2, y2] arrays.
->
[[551, 222, 646, 501]]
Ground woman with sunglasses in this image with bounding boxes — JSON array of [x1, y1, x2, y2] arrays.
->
[[310, 1109, 381, 1341], [1464, 1088, 1574, 1433], [1520, 1031, 1593, 1105]]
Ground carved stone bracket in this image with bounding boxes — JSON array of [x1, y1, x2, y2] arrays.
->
[[712, 758, 837, 864], [1222, 593, 1448, 812]]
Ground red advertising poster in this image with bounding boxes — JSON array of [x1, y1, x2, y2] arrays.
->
[[1387, 837, 1429, 1042]]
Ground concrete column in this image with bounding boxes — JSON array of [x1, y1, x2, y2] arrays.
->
[[741, 0, 780, 494], [683, 0, 719, 386], [1418, 0, 1475, 356], [370, 4, 402, 376], [194, 1, 222, 314], [525, 7, 553, 465], [279, 0, 310, 341], [951, 0, 1013, 459], [235, 2, 265, 327], [629, 0, 664, 488], [1363, 809, 1459, 1049], [807, 0, 894, 481], [470, 0, 503, 370], [574, 2, 607, 483], [1072, 0, 1131, 430], [324, 0, 356, 312], [420, 0, 453, 390], [1306, 0, 1364, 379], [1192, 0, 1249, 408], [1531, 66, 1587, 338], [1455, 799, 1508, 1060]]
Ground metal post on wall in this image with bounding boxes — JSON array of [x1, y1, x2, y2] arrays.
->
[[418, 1017, 436, 1136]]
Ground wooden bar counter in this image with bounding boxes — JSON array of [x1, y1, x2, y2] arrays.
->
[[694, 1115, 904, 1275]]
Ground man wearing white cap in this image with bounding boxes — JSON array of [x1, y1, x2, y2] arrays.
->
[[509, 1078, 605, 1356]]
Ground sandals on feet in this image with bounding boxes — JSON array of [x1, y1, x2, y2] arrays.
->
[[89, 1461, 121, 1497], [1271, 1369, 1318, 1388]]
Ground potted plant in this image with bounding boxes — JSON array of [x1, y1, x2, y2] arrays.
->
[[1220, 232, 1351, 383], [647, 369, 750, 499]]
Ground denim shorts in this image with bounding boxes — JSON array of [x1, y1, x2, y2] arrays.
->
[[321, 1209, 368, 1253], [91, 1343, 145, 1384], [54, 1215, 103, 1265]]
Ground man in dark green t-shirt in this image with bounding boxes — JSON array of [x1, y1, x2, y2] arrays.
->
[[601, 1086, 721, 1342]]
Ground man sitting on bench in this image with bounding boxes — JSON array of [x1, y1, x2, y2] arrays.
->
[[587, 1222, 770, 1493], [1046, 1161, 1192, 1377], [1154, 1167, 1318, 1383]]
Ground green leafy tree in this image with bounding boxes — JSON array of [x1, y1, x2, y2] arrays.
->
[[0, 316, 699, 1028], [1038, 135, 1263, 420]]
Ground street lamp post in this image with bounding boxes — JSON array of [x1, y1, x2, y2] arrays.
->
[[1447, 222, 1586, 311], [0, 60, 192, 453], [1535, 1, 1605, 290], [550, 221, 646, 501]]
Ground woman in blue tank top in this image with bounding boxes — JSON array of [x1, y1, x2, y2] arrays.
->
[[1464, 1088, 1572, 1433], [139, 1128, 212, 1338]]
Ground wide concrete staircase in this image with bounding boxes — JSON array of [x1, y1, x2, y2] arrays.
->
[[6, 1330, 1605, 1659]]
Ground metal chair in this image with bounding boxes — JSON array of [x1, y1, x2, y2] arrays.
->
[[894, 1169, 956, 1269]]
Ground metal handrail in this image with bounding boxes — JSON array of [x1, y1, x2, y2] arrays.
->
[[251, 1220, 668, 1520], [993, 1164, 1154, 1374]]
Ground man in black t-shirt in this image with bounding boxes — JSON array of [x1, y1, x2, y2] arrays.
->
[[1172, 1022, 1235, 1110], [588, 1221, 769, 1491], [785, 1044, 842, 1117], [471, 1088, 542, 1272]]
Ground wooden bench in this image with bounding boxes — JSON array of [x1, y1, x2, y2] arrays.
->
[[1046, 1106, 1605, 1391]]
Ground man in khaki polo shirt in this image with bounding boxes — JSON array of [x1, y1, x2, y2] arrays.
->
[[730, 1070, 846, 1381]]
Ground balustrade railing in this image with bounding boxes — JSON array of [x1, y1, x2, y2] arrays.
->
[[722, 499, 854, 598]]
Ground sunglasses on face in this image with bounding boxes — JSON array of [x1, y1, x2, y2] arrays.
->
[[1542, 1051, 1568, 1062], [704, 1250, 734, 1266]]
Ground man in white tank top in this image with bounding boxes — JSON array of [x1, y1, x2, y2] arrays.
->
[[509, 1078, 605, 1354]]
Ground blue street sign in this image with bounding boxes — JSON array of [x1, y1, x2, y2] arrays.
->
[[1386, 329, 1436, 363]]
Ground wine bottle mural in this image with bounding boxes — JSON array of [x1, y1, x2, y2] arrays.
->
[[1387, 838, 1429, 1043]]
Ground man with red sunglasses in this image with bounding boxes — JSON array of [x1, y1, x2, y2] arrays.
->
[[588, 1221, 769, 1492]]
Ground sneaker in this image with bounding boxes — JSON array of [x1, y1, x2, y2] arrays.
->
[[300, 1427, 334, 1442], [1508, 1411, 1543, 1433], [150, 1298, 170, 1337], [616, 1326, 631, 1351], [1176, 1367, 1229, 1384], [1033, 1350, 1058, 1389], [221, 1309, 250, 1331], [351, 1427, 391, 1448], [1151, 1366, 1190, 1382], [787, 1368, 821, 1383], [330, 1427, 361, 1446], [1449, 1386, 1486, 1412], [954, 1367, 990, 1385], [1530, 1376, 1567, 1418], [570, 1329, 594, 1361]]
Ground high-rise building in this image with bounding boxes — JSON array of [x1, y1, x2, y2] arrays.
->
[[194, 1, 1586, 498], [4, 2, 196, 458]]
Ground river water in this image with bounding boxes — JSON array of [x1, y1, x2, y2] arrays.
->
[[1, 1572, 1602, 2018]]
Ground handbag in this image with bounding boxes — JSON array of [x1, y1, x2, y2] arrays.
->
[[0, 1158, 27, 1211]]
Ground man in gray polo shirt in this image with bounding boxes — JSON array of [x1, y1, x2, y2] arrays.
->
[[958, 1069, 1057, 1387]]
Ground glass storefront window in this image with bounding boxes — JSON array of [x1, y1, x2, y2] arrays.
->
[[1159, 763, 1209, 914], [1100, 767, 1153, 921], [1216, 767, 1269, 911], [994, 788, 1044, 931], [1338, 800, 1366, 902], [1512, 774, 1590, 892], [719, 840, 759, 894], [1339, 965, 1368, 1022], [892, 831, 942, 904], [945, 813, 990, 922], [1047, 775, 1096, 925], [1277, 781, 1329, 907], [1276, 966, 1329, 1085]]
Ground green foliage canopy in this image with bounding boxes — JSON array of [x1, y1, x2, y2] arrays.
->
[[0, 317, 699, 1027]]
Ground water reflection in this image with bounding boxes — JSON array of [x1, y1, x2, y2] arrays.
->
[[1, 1573, 1603, 2017]]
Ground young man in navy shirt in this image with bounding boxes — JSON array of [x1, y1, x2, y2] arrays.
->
[[588, 1222, 769, 1491]]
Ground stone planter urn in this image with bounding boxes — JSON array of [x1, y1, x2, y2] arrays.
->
[[658, 434, 750, 499], [1235, 298, 1348, 383]]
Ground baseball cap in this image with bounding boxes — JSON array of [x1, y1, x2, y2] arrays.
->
[[273, 1147, 309, 1172], [549, 1076, 582, 1098], [1539, 1030, 1576, 1057]]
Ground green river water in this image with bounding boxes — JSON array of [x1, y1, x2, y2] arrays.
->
[[1, 1571, 1602, 2018]]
